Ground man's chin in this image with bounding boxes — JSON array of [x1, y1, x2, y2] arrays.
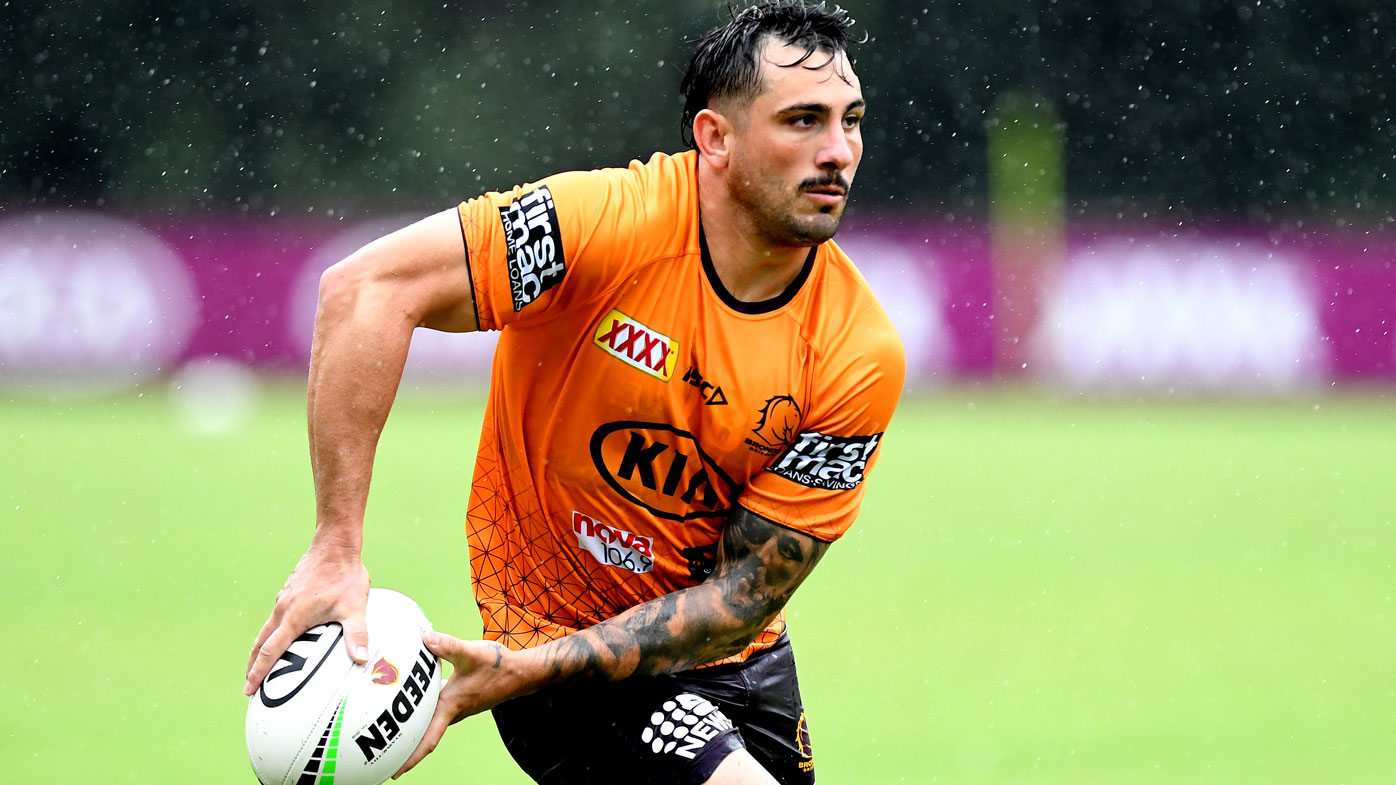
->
[[758, 206, 844, 247], [790, 214, 842, 245]]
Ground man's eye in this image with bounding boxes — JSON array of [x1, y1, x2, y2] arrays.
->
[[792, 115, 816, 127], [843, 115, 863, 128]]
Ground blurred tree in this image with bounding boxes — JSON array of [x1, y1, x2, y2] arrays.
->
[[2, 0, 1392, 221]]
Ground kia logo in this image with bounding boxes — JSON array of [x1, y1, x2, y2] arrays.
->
[[590, 422, 737, 522]]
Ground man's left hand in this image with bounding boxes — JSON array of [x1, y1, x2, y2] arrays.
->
[[393, 632, 529, 778]]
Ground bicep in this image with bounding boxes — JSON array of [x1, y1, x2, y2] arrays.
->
[[325, 208, 478, 333], [710, 506, 831, 628]]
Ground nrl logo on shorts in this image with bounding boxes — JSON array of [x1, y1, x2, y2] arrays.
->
[[593, 309, 679, 381], [744, 395, 802, 456]]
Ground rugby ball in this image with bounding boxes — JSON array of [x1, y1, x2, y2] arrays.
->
[[246, 588, 442, 785]]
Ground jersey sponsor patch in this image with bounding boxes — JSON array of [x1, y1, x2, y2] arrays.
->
[[768, 431, 883, 490], [572, 511, 654, 574], [499, 185, 566, 311], [590, 421, 738, 522], [593, 309, 679, 381]]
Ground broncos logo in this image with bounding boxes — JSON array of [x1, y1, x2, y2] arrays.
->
[[747, 395, 802, 454], [370, 657, 399, 686]]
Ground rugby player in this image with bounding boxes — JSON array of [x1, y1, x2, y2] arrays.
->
[[245, 2, 904, 782]]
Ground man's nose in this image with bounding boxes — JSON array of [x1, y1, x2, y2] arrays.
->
[[817, 126, 856, 170]]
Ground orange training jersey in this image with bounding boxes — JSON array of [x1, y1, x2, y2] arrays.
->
[[456, 150, 905, 666]]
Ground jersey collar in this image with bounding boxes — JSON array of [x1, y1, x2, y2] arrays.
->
[[698, 228, 817, 315]]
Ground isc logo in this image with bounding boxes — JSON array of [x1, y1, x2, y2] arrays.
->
[[593, 309, 678, 381]]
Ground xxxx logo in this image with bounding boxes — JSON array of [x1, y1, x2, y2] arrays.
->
[[594, 309, 678, 381]]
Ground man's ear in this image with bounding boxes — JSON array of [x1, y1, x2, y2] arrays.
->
[[693, 108, 734, 170]]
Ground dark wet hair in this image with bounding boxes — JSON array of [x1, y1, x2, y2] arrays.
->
[[680, 0, 859, 147]]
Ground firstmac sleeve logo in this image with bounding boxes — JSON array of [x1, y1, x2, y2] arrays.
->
[[499, 185, 566, 311], [768, 431, 883, 490]]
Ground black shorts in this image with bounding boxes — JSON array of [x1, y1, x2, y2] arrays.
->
[[491, 633, 816, 785]]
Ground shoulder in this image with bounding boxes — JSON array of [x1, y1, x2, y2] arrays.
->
[[629, 149, 699, 187], [535, 150, 699, 254], [458, 151, 701, 329], [546, 150, 697, 209], [811, 241, 906, 370], [787, 241, 906, 424]]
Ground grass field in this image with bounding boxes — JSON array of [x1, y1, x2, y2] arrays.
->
[[2, 382, 1393, 784]]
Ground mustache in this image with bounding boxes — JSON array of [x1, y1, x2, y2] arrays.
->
[[799, 174, 851, 193]]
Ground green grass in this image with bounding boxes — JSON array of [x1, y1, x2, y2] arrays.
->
[[2, 383, 1393, 783]]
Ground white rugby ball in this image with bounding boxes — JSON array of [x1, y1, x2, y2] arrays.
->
[[246, 588, 442, 785]]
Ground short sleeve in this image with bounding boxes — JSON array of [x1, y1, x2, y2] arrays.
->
[[456, 152, 697, 331], [737, 323, 906, 542]]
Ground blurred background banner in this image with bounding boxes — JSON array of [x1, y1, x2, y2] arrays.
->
[[2, 210, 1392, 393]]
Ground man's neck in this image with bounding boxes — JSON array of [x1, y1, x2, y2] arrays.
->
[[697, 164, 814, 304]]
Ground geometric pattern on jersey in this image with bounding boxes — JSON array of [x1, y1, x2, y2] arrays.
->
[[468, 410, 787, 663]]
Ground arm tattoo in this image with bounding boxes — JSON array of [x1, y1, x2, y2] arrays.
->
[[534, 507, 829, 685]]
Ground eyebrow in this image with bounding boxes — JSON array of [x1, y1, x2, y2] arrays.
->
[[776, 99, 867, 115]]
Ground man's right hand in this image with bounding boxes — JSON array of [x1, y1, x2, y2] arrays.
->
[[244, 545, 371, 696]]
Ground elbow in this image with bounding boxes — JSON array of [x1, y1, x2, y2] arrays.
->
[[711, 609, 782, 662], [316, 256, 368, 323], [316, 248, 409, 325], [703, 621, 772, 664]]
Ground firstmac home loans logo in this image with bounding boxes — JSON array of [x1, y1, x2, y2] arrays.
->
[[500, 185, 566, 311], [768, 431, 882, 490]]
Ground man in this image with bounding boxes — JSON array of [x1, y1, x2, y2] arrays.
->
[[244, 2, 904, 783]]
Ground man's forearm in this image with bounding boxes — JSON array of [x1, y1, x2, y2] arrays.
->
[[535, 580, 751, 683], [518, 508, 829, 688], [305, 261, 416, 547]]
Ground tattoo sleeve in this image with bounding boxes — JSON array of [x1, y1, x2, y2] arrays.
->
[[528, 506, 830, 685]]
